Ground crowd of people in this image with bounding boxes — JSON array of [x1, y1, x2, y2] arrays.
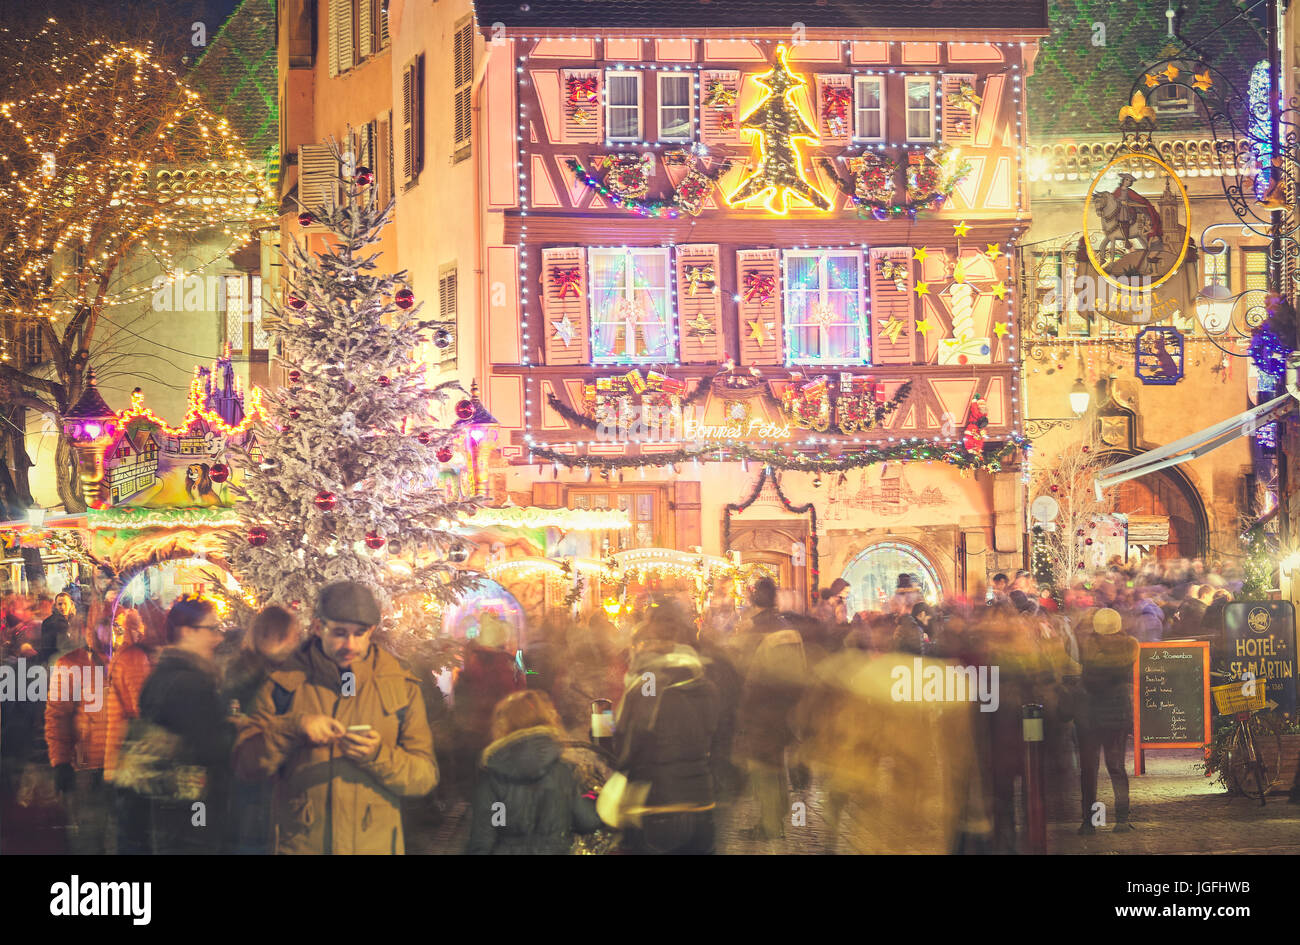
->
[[0, 555, 1266, 854]]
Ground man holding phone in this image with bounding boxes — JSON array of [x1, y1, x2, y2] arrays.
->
[[234, 582, 437, 854]]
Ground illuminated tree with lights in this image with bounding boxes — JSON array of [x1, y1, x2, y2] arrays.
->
[[727, 45, 831, 214], [223, 136, 483, 655], [0, 19, 274, 514], [1030, 428, 1115, 593]]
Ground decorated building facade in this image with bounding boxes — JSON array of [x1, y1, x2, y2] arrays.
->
[[467, 1, 1050, 611], [1018, 0, 1273, 570]]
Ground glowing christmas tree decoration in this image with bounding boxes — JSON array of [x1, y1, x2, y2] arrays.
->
[[726, 46, 831, 215]]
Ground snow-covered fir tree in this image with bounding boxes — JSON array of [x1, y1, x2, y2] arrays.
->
[[224, 135, 482, 645]]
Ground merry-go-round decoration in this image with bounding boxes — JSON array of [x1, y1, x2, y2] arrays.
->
[[1134, 326, 1185, 386]]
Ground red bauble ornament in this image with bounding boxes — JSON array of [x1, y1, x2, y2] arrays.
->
[[417, 431, 432, 445], [1082, 446, 1090, 453], [355, 166, 374, 185], [364, 531, 386, 550], [1085, 538, 1094, 545], [247, 526, 269, 547], [314, 490, 337, 511], [209, 462, 230, 484], [394, 288, 414, 310], [287, 294, 306, 310], [288, 370, 302, 384], [297, 211, 315, 226], [378, 375, 391, 387], [1050, 485, 1059, 492], [454, 399, 474, 420], [436, 446, 454, 463], [1077, 562, 1085, 569], [288, 407, 300, 419], [1076, 529, 1084, 536]]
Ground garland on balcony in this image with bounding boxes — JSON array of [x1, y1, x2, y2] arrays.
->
[[526, 436, 1027, 475], [723, 466, 819, 600], [545, 377, 712, 431]]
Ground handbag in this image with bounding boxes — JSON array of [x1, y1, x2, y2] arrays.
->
[[107, 718, 207, 803]]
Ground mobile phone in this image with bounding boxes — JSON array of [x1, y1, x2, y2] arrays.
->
[[346, 724, 373, 733]]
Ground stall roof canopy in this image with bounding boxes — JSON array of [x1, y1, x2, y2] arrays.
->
[[472, 0, 1050, 32], [1096, 392, 1297, 491]]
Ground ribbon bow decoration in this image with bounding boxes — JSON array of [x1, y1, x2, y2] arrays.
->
[[877, 257, 908, 292], [684, 264, 716, 297], [566, 75, 598, 105], [704, 79, 736, 109], [551, 266, 582, 300], [944, 80, 982, 112], [821, 85, 852, 135], [742, 270, 776, 305]]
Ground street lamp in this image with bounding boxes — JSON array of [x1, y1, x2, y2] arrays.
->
[[452, 380, 499, 499], [1069, 376, 1091, 416], [61, 368, 120, 510]]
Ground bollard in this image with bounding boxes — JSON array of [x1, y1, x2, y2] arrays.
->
[[1022, 703, 1046, 855], [590, 698, 614, 753]]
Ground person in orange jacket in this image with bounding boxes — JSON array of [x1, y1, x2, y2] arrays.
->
[[45, 611, 111, 854]]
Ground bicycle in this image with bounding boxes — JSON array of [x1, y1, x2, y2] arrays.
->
[[1210, 674, 1284, 806]]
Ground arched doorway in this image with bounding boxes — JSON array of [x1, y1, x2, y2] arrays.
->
[[841, 541, 943, 615], [1101, 451, 1208, 560]]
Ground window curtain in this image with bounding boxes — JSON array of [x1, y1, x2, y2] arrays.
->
[[633, 252, 670, 360], [590, 251, 624, 359], [825, 254, 861, 360], [786, 254, 818, 360]]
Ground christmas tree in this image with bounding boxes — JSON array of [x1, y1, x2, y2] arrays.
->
[[728, 45, 831, 214], [224, 135, 482, 649]]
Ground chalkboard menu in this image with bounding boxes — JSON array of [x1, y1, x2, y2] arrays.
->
[[1220, 601, 1296, 717], [1134, 642, 1210, 748]]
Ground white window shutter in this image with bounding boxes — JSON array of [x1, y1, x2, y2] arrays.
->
[[327, 0, 341, 76], [334, 0, 354, 75], [359, 0, 373, 59], [299, 143, 339, 210]]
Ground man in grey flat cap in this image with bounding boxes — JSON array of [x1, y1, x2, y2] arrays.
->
[[234, 582, 437, 854]]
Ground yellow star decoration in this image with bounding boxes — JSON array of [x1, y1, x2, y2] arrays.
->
[[915, 318, 935, 337], [747, 318, 769, 345], [1193, 70, 1213, 92], [953, 220, 972, 238], [952, 260, 968, 283], [879, 317, 907, 344], [914, 281, 931, 297], [993, 321, 1010, 338], [991, 281, 1007, 299], [912, 246, 930, 263], [1162, 64, 1180, 82], [985, 243, 1003, 261], [1143, 73, 1161, 88]]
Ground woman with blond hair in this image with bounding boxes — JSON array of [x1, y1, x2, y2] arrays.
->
[[466, 690, 602, 854]]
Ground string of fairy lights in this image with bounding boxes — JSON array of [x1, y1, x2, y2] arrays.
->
[[0, 26, 275, 364], [512, 36, 1030, 478]]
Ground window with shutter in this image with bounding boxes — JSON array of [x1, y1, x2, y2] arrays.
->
[[658, 73, 693, 143], [541, 247, 591, 365], [438, 266, 459, 361], [298, 143, 339, 211], [251, 275, 269, 351], [940, 74, 977, 144], [675, 244, 721, 363], [853, 76, 884, 142], [561, 69, 602, 143], [905, 77, 935, 142], [866, 248, 913, 364], [377, 115, 393, 205], [453, 18, 473, 161], [225, 275, 246, 354], [401, 56, 424, 188], [700, 70, 740, 146], [784, 250, 867, 365], [359, 0, 372, 60], [589, 247, 675, 364], [736, 249, 783, 366], [605, 72, 642, 142], [377, 0, 389, 48], [330, 0, 354, 76], [815, 74, 852, 146]]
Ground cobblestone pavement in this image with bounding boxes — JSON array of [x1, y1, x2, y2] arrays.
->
[[417, 748, 1300, 855]]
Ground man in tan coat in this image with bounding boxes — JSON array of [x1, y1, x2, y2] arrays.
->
[[234, 582, 437, 854]]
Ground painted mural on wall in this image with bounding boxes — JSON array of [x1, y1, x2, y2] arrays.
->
[[108, 352, 263, 508]]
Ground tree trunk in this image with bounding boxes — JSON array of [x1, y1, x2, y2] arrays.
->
[[55, 431, 86, 513]]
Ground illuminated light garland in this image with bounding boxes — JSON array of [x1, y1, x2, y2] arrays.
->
[[461, 506, 632, 531], [527, 436, 1026, 475], [564, 158, 680, 218], [88, 507, 242, 530], [115, 366, 266, 438], [723, 466, 819, 599], [545, 377, 710, 431], [819, 142, 972, 220]]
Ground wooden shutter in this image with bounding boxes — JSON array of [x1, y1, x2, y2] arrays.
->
[[737, 248, 782, 366], [377, 0, 389, 48], [701, 70, 740, 146], [377, 114, 392, 205], [815, 74, 852, 146], [401, 56, 424, 187], [438, 268, 459, 362], [358, 0, 373, 59], [298, 143, 338, 210], [561, 69, 602, 143], [941, 74, 978, 144], [330, 0, 354, 75], [867, 247, 916, 364], [675, 244, 722, 364], [453, 20, 473, 156], [541, 247, 591, 365]]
